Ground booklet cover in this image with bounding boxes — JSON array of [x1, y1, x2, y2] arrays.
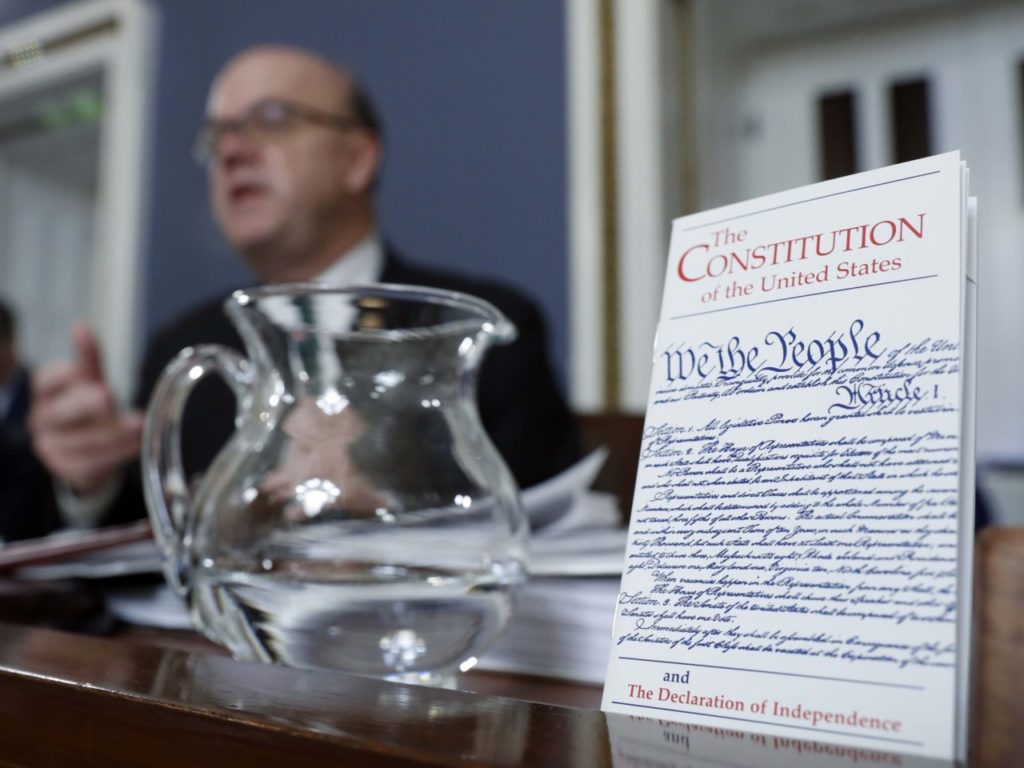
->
[[602, 152, 976, 760]]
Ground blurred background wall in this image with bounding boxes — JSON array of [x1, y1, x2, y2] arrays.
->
[[2, 0, 1022, 522], [0, 0, 571, 386]]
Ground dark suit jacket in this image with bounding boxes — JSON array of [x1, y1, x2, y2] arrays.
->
[[0, 367, 30, 443], [1, 368, 61, 541], [102, 251, 580, 526]]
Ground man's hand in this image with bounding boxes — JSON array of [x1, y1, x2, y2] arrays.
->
[[29, 324, 143, 495]]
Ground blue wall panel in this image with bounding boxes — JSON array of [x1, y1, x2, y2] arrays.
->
[[2, 0, 570, 386]]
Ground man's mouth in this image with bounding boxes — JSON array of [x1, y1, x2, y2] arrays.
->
[[228, 181, 267, 204]]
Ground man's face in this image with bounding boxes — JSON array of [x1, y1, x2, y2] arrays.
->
[[205, 51, 371, 277]]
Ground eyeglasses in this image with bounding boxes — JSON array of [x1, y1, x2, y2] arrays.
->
[[192, 98, 362, 165]]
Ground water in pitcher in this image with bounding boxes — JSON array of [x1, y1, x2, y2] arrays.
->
[[190, 558, 518, 684]]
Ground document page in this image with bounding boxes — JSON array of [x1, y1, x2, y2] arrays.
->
[[602, 153, 973, 760]]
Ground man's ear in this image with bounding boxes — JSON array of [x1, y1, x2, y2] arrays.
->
[[342, 131, 382, 195]]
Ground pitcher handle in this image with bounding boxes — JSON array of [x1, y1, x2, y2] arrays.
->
[[141, 344, 252, 596]]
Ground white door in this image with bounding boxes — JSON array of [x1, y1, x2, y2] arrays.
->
[[0, 73, 100, 367], [731, 4, 1024, 459], [0, 0, 155, 400]]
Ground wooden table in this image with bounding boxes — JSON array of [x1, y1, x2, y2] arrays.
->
[[0, 527, 1019, 767]]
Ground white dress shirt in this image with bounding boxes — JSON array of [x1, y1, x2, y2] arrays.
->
[[315, 231, 384, 287]]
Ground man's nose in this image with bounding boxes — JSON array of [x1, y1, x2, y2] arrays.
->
[[212, 127, 261, 166]]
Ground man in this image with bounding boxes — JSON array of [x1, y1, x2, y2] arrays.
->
[[29, 46, 580, 528], [0, 302, 30, 445], [1, 301, 56, 541]]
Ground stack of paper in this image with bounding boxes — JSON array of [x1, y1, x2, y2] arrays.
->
[[11, 451, 628, 685], [473, 450, 626, 683], [474, 572, 620, 683]]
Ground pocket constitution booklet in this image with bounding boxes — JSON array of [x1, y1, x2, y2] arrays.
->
[[601, 152, 976, 761]]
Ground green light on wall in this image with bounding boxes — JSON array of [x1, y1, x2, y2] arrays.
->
[[37, 86, 104, 131]]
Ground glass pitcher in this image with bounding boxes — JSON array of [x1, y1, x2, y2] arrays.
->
[[142, 283, 528, 686]]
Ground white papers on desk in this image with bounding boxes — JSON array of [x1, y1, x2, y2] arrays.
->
[[15, 451, 629, 685], [522, 446, 609, 530], [98, 487, 628, 684], [475, 451, 627, 682], [13, 538, 161, 581], [105, 582, 191, 630], [525, 447, 629, 577], [475, 576, 620, 684]]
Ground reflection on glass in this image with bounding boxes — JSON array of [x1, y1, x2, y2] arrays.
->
[[606, 713, 954, 768]]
